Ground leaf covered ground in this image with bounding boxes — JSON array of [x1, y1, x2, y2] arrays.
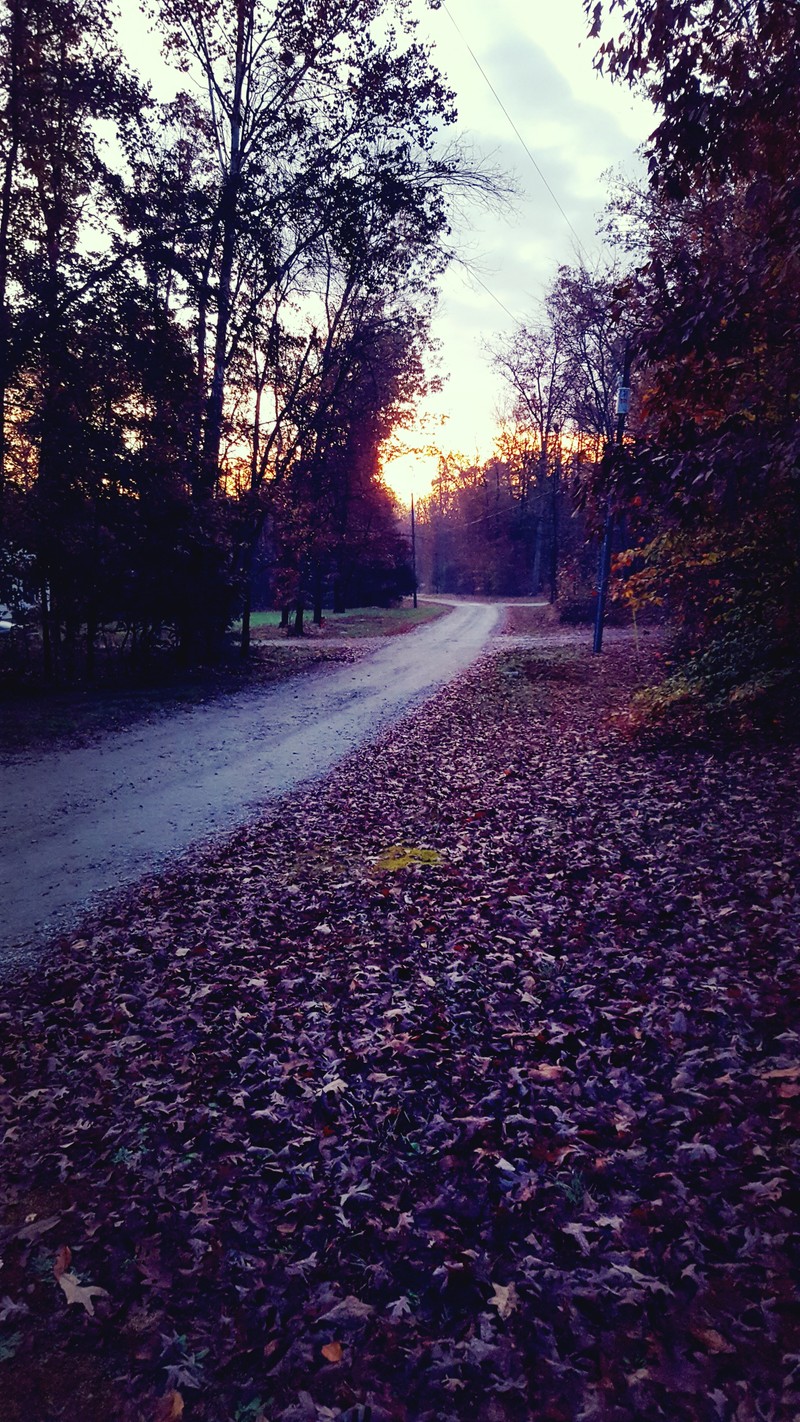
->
[[1, 627, 799, 1422]]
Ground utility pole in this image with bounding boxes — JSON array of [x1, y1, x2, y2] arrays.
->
[[593, 338, 632, 654], [411, 493, 418, 609]]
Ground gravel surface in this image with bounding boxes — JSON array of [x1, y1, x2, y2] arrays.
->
[[0, 600, 500, 970]]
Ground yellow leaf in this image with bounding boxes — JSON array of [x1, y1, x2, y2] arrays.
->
[[373, 844, 442, 872], [321, 1341, 344, 1363]]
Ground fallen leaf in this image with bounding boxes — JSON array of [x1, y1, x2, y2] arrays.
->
[[321, 1341, 344, 1363], [154, 1391, 184, 1422], [57, 1271, 109, 1316], [489, 1281, 518, 1319], [317, 1296, 374, 1327], [53, 1244, 72, 1279], [15, 1214, 61, 1244], [562, 1222, 593, 1254], [689, 1326, 735, 1355]]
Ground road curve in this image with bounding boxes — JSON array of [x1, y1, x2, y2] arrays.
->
[[0, 601, 499, 968]]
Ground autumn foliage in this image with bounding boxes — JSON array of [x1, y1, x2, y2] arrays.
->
[[586, 0, 800, 731]]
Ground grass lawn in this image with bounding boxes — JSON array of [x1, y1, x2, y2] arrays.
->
[[244, 598, 451, 639]]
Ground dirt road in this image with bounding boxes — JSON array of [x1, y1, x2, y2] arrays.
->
[[0, 600, 500, 969]]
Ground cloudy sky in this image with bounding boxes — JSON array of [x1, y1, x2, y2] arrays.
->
[[383, 0, 654, 497], [118, 0, 653, 499]]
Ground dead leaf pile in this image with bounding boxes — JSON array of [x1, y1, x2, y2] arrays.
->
[[0, 628, 798, 1421]]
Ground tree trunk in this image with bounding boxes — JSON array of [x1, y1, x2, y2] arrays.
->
[[198, 0, 247, 496], [333, 575, 346, 614], [531, 517, 542, 594], [312, 563, 323, 625], [86, 610, 97, 681], [549, 460, 560, 603], [40, 575, 53, 681], [290, 597, 304, 637], [240, 575, 252, 659]]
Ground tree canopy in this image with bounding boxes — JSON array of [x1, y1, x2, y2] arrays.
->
[[0, 0, 482, 678]]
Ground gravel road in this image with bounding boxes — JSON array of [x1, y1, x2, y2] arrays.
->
[[0, 600, 500, 969]]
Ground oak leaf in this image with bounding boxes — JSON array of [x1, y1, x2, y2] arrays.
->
[[57, 1270, 109, 1316]]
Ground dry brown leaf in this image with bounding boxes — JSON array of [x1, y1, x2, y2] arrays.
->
[[321, 1341, 344, 1363], [15, 1214, 61, 1244], [53, 1244, 72, 1280], [57, 1270, 109, 1316], [489, 1281, 518, 1319], [154, 1390, 184, 1422], [689, 1326, 735, 1354], [317, 1296, 374, 1326]]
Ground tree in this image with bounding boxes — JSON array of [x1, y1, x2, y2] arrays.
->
[[492, 323, 569, 599], [0, 0, 148, 677], [587, 0, 800, 726]]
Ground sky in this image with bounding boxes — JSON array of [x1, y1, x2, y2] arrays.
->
[[117, 0, 653, 502], [383, 0, 654, 499]]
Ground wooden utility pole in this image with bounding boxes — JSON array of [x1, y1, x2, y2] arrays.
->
[[593, 340, 632, 654], [411, 493, 418, 608]]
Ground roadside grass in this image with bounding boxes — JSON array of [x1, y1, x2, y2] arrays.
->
[[244, 598, 451, 639]]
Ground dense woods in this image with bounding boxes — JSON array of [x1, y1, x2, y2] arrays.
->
[[0, 0, 477, 678], [581, 0, 800, 731]]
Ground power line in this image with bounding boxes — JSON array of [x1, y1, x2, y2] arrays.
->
[[440, 0, 588, 259], [458, 262, 523, 323]]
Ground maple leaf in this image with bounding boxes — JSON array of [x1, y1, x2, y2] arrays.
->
[[57, 1270, 109, 1316], [387, 1296, 413, 1321]]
